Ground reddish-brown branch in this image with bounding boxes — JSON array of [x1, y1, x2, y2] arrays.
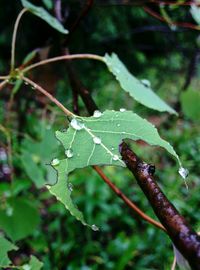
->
[[120, 142, 200, 270], [93, 165, 166, 231], [143, 6, 200, 31]]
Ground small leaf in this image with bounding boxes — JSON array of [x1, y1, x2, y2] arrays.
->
[[21, 0, 68, 34], [104, 53, 177, 114], [0, 236, 18, 267], [21, 256, 43, 270], [49, 110, 181, 225], [190, 5, 200, 25], [181, 89, 200, 122], [0, 198, 40, 241]]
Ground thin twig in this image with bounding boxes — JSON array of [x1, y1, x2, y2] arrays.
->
[[93, 165, 166, 231], [143, 6, 200, 31], [22, 54, 104, 73], [0, 80, 8, 92], [22, 76, 75, 117], [11, 8, 28, 71], [0, 75, 9, 80]]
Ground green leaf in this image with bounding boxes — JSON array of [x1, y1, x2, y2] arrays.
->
[[0, 236, 18, 267], [104, 53, 177, 114], [190, 5, 200, 25], [20, 127, 59, 187], [181, 89, 200, 122], [21, 256, 43, 270], [0, 198, 40, 241], [21, 0, 68, 34], [49, 110, 181, 225]]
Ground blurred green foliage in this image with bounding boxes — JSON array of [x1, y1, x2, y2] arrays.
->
[[0, 1, 200, 269]]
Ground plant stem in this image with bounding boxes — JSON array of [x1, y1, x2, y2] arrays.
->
[[0, 80, 8, 91], [93, 165, 166, 231], [22, 54, 104, 73], [10, 8, 28, 71], [22, 76, 75, 117], [0, 75, 9, 80]]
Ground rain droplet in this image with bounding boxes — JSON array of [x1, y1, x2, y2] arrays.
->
[[22, 265, 31, 270], [91, 224, 99, 231], [65, 149, 73, 158], [117, 124, 120, 127], [120, 108, 126, 112], [68, 183, 73, 192], [113, 155, 119, 161], [6, 207, 13, 217], [111, 147, 115, 151], [70, 118, 84, 130], [178, 167, 189, 179], [93, 137, 101, 144], [93, 110, 102, 118], [51, 158, 60, 166], [115, 68, 120, 74], [24, 81, 29, 85], [141, 79, 151, 88]]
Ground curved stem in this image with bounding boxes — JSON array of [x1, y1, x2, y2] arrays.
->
[[22, 76, 75, 117], [0, 80, 8, 92], [93, 165, 166, 232], [0, 75, 9, 80], [22, 54, 104, 73], [11, 8, 28, 71]]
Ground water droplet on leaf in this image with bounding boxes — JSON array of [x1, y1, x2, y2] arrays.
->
[[117, 124, 120, 127], [113, 155, 119, 161], [71, 118, 84, 130], [91, 224, 99, 231], [111, 147, 115, 151], [141, 79, 151, 88], [120, 108, 126, 112], [51, 158, 60, 166], [93, 137, 101, 144], [65, 149, 73, 158], [93, 110, 102, 118], [68, 183, 73, 192], [178, 167, 189, 179]]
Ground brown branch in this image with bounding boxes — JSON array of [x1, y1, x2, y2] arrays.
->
[[93, 165, 165, 231], [143, 6, 200, 31], [120, 142, 200, 270]]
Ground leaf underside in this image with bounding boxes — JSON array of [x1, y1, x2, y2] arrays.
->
[[49, 110, 180, 225], [21, 0, 68, 34], [104, 53, 177, 115]]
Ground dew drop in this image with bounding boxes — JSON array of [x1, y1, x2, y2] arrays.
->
[[141, 79, 151, 88], [117, 124, 120, 127], [68, 183, 73, 192], [22, 265, 31, 270], [178, 167, 189, 179], [111, 147, 115, 151], [93, 136, 101, 144], [70, 118, 84, 130], [120, 108, 126, 112], [24, 81, 29, 85], [113, 155, 119, 161], [93, 110, 102, 118], [91, 224, 99, 231], [65, 149, 73, 158], [51, 158, 60, 166]]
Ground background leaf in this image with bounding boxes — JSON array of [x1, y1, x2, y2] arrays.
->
[[181, 89, 200, 122], [0, 236, 18, 267], [21, 0, 68, 34], [49, 110, 181, 225], [0, 198, 40, 241], [104, 53, 177, 114]]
